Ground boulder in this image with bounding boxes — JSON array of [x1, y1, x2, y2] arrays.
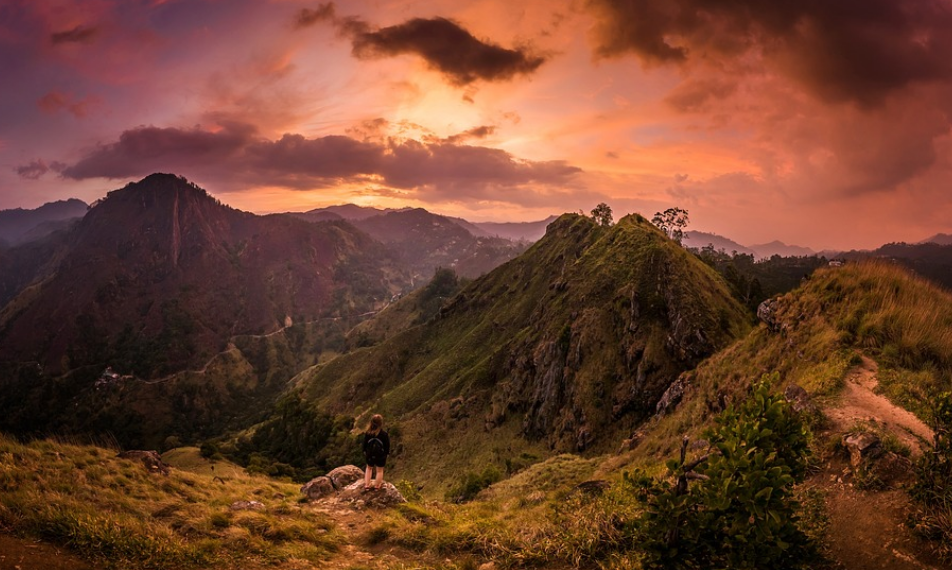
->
[[117, 450, 170, 475], [783, 384, 817, 414], [336, 480, 406, 508], [301, 465, 366, 501], [843, 432, 883, 467], [327, 465, 363, 489], [656, 376, 689, 416], [757, 298, 782, 332], [229, 500, 265, 511], [301, 476, 335, 501]]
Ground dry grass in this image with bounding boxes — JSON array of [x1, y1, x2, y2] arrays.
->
[[0, 434, 342, 569], [375, 454, 645, 569]]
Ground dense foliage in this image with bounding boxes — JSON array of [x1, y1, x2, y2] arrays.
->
[[629, 378, 813, 569], [220, 396, 363, 482], [911, 391, 952, 558], [692, 246, 828, 310]]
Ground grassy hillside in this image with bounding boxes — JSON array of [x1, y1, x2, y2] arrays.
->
[[636, 260, 952, 458], [0, 435, 341, 569], [7, 261, 952, 569], [288, 213, 750, 488]]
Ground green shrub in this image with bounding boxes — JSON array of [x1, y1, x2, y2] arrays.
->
[[629, 376, 814, 569], [910, 391, 952, 558], [445, 465, 503, 503]]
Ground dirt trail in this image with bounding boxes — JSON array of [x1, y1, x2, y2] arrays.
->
[[825, 357, 933, 453], [306, 502, 435, 570], [814, 357, 947, 570]]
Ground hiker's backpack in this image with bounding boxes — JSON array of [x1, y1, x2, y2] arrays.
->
[[367, 434, 385, 460]]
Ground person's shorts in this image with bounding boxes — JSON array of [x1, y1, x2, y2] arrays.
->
[[367, 457, 386, 468]]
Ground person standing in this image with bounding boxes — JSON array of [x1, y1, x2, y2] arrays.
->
[[363, 414, 390, 490]]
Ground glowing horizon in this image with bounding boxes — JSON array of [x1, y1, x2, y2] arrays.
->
[[2, 0, 952, 250]]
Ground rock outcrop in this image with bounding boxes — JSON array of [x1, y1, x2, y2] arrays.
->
[[117, 450, 170, 475], [656, 376, 689, 416], [783, 384, 817, 414], [301, 465, 365, 500], [335, 480, 406, 508], [843, 432, 913, 488], [843, 432, 883, 467], [757, 298, 782, 332], [229, 500, 265, 511]]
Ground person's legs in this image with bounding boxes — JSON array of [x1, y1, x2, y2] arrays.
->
[[364, 465, 372, 487], [374, 467, 384, 487]]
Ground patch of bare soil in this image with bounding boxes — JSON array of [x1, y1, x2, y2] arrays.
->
[[307, 501, 437, 570], [825, 357, 933, 453], [0, 535, 92, 570], [812, 357, 948, 570]]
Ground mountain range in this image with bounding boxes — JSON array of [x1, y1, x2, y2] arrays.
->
[[0, 198, 87, 247], [294, 207, 528, 283], [683, 231, 816, 260]]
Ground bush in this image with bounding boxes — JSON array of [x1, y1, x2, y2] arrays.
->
[[199, 441, 219, 459], [629, 376, 814, 569], [910, 391, 952, 558], [445, 465, 503, 503]]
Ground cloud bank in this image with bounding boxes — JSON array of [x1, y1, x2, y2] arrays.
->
[[297, 3, 547, 85], [586, 0, 952, 106], [44, 123, 581, 205]]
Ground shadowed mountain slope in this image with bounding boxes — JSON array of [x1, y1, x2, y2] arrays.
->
[[0, 174, 406, 378], [0, 174, 410, 446]]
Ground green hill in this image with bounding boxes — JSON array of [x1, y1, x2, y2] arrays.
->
[[638, 260, 952, 455], [288, 213, 750, 484]]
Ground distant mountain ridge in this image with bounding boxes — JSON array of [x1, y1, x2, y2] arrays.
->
[[294, 204, 556, 243], [683, 231, 816, 260], [0, 198, 88, 246], [749, 240, 816, 259], [291, 205, 538, 281], [682, 231, 755, 256], [920, 233, 952, 245], [472, 215, 558, 242]]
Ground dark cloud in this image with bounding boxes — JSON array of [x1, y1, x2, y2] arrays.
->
[[587, 0, 952, 106], [351, 17, 546, 85], [294, 4, 336, 29], [444, 125, 495, 144], [57, 124, 581, 203], [50, 24, 99, 45], [16, 159, 52, 180], [60, 123, 257, 180], [298, 3, 547, 85]]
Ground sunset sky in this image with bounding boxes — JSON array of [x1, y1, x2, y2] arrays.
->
[[2, 0, 952, 250]]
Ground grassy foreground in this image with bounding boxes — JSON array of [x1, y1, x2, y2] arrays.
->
[[0, 435, 341, 569]]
